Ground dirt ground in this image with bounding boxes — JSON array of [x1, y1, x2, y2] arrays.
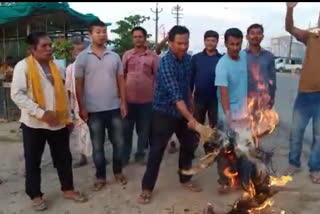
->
[[1, 74, 319, 214], [1, 119, 320, 214]]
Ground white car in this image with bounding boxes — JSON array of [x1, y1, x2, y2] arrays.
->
[[275, 57, 303, 73]]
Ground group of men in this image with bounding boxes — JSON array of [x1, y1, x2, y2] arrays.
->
[[7, 2, 320, 211]]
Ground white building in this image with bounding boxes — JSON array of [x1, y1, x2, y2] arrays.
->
[[270, 35, 306, 59]]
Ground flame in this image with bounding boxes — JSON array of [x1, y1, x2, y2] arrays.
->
[[247, 64, 280, 148], [253, 199, 274, 211], [246, 180, 256, 198], [247, 96, 279, 148], [223, 167, 238, 188], [269, 175, 292, 186]]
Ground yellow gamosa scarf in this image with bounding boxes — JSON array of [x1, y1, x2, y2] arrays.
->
[[26, 55, 71, 125]]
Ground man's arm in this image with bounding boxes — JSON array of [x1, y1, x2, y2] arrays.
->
[[268, 54, 277, 108], [151, 54, 160, 90], [75, 77, 87, 120], [156, 35, 168, 55], [122, 52, 128, 79], [190, 55, 196, 94], [219, 86, 231, 123], [116, 55, 127, 118], [11, 61, 45, 119], [285, 2, 310, 45], [117, 74, 126, 104], [215, 60, 232, 125], [74, 55, 88, 121]]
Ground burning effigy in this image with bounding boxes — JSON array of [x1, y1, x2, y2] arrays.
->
[[181, 93, 291, 214]]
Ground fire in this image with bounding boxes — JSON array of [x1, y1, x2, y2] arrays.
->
[[248, 98, 279, 132], [223, 167, 238, 188], [247, 64, 280, 148], [269, 175, 292, 186], [252, 199, 274, 212], [247, 97, 280, 148]]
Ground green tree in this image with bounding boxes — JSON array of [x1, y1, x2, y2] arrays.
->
[[111, 15, 150, 57]]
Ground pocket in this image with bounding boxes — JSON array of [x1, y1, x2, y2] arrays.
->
[[142, 61, 154, 80]]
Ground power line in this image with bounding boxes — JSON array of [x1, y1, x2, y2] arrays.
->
[[171, 4, 183, 26], [150, 2, 163, 45]]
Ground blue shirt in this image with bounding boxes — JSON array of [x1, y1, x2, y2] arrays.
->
[[153, 49, 192, 118], [245, 48, 276, 100], [215, 50, 248, 120], [190, 49, 223, 102]]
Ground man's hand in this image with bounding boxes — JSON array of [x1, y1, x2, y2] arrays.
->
[[79, 108, 88, 122], [268, 99, 275, 110], [164, 34, 169, 42], [42, 110, 59, 127], [190, 96, 195, 114], [187, 118, 198, 131], [120, 101, 128, 119], [66, 122, 74, 133], [225, 114, 234, 129], [194, 122, 215, 143], [286, 2, 298, 8]]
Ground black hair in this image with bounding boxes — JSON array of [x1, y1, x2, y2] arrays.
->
[[247, 23, 264, 34], [204, 30, 219, 40], [89, 19, 106, 32], [131, 26, 147, 38], [224, 28, 243, 42], [26, 31, 48, 47], [168, 25, 190, 42]]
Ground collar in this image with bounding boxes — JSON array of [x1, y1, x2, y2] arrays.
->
[[168, 49, 188, 62], [202, 48, 222, 57], [132, 46, 150, 55], [226, 50, 244, 61], [244, 47, 267, 56], [87, 44, 110, 55]]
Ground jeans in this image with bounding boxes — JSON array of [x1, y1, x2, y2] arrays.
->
[[142, 110, 199, 191], [123, 103, 152, 162], [289, 92, 320, 172], [194, 97, 218, 128], [87, 109, 124, 179], [21, 123, 74, 200]]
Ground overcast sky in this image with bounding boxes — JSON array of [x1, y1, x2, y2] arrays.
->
[[69, 2, 320, 53]]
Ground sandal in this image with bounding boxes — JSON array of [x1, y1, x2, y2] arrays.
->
[[115, 174, 128, 186], [93, 180, 107, 191], [32, 198, 47, 211], [137, 190, 152, 204], [285, 165, 301, 176], [310, 171, 320, 184], [63, 190, 88, 203], [182, 181, 203, 192]]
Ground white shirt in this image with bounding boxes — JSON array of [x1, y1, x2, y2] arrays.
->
[[65, 63, 79, 115], [11, 58, 69, 130]]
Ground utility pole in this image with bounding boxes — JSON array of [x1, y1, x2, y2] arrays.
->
[[151, 3, 163, 46], [288, 34, 293, 60], [171, 4, 183, 26]]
